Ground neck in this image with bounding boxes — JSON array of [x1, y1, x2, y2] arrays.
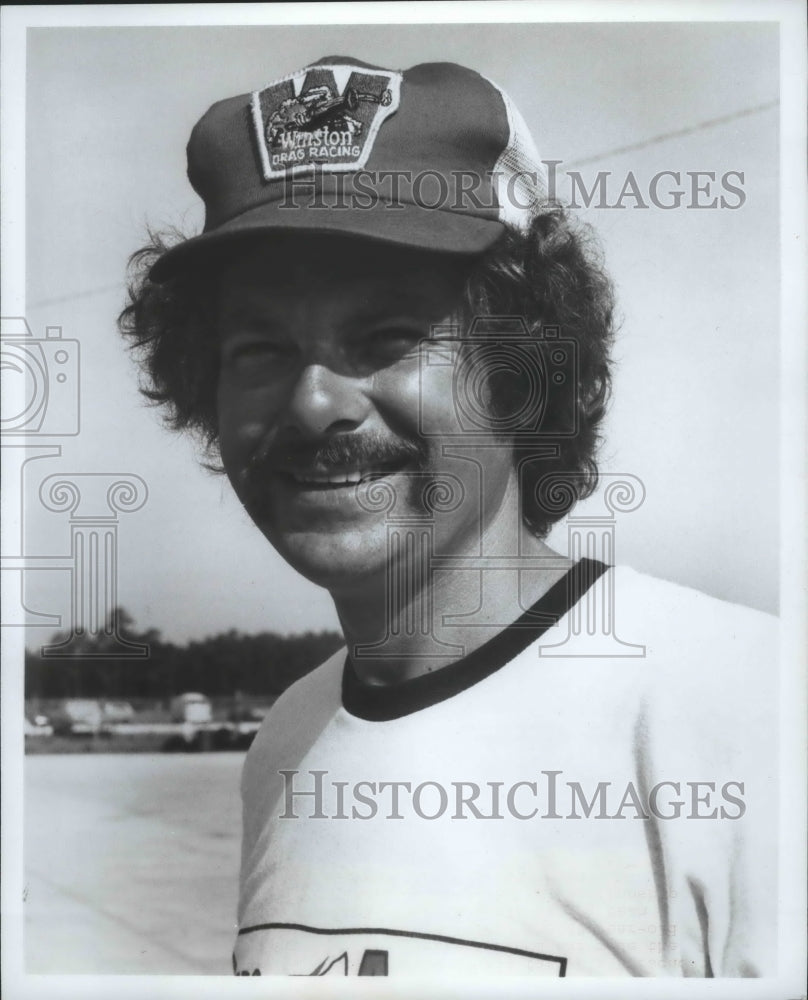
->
[[333, 509, 573, 686]]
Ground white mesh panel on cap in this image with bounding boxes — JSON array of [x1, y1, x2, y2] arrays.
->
[[483, 75, 548, 231]]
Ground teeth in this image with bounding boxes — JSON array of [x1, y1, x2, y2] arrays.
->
[[290, 469, 369, 485]]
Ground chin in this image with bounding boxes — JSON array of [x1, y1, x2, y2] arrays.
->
[[264, 525, 391, 594]]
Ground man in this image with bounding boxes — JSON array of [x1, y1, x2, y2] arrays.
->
[[121, 57, 776, 977]]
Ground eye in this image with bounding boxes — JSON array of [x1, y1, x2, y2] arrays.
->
[[221, 336, 292, 364], [361, 324, 425, 364], [220, 336, 297, 381]]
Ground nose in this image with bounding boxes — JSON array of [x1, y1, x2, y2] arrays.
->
[[281, 363, 369, 437]]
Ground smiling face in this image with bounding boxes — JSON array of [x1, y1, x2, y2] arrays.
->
[[215, 234, 517, 595]]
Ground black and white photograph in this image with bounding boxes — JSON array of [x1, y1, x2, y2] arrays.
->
[[1, 3, 805, 998]]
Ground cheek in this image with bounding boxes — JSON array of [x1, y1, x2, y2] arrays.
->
[[372, 361, 459, 435], [216, 383, 275, 477]]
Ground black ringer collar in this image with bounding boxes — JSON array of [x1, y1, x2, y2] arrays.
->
[[342, 558, 609, 722]]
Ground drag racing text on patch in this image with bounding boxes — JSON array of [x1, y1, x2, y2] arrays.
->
[[251, 63, 401, 180]]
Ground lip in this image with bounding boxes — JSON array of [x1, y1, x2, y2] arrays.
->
[[286, 467, 388, 487], [265, 464, 410, 511]]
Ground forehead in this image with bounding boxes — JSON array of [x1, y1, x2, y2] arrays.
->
[[215, 234, 470, 320]]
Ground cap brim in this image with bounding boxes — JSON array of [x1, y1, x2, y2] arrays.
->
[[148, 201, 505, 282]]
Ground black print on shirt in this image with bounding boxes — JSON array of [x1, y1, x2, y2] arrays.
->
[[305, 949, 389, 975], [234, 923, 567, 976]]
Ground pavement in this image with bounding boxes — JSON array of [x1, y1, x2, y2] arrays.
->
[[24, 752, 244, 974]]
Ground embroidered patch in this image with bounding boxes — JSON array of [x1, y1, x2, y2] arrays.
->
[[251, 63, 402, 180]]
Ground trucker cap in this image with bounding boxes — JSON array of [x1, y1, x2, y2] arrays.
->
[[150, 56, 548, 281]]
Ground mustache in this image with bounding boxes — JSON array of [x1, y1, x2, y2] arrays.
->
[[242, 431, 428, 489]]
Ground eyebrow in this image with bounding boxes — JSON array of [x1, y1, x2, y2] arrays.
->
[[217, 310, 283, 337], [347, 281, 461, 321], [217, 272, 462, 336]]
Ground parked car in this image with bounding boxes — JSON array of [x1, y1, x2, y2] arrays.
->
[[101, 700, 135, 724], [50, 699, 103, 735], [24, 715, 54, 737], [169, 692, 212, 724]]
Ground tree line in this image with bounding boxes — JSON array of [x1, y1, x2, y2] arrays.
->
[[25, 608, 343, 701]]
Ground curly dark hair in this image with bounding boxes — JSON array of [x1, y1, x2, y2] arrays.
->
[[118, 205, 615, 537]]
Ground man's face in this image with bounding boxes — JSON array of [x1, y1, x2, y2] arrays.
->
[[216, 234, 516, 594]]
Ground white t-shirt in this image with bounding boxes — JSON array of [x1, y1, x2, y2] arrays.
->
[[235, 563, 778, 977]]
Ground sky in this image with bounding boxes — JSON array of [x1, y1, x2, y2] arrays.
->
[[9, 15, 783, 646]]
